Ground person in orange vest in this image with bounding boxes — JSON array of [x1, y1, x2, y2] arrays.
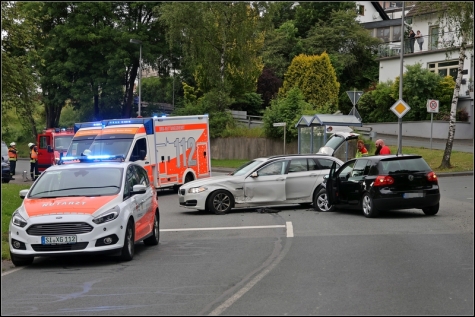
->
[[28, 142, 40, 181], [8, 142, 18, 179]]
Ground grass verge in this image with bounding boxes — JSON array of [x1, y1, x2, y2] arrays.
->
[[2, 183, 31, 260]]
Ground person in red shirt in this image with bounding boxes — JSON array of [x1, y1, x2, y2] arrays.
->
[[356, 140, 368, 157], [375, 139, 391, 155]]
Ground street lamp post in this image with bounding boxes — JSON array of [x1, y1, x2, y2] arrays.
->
[[130, 39, 143, 117]]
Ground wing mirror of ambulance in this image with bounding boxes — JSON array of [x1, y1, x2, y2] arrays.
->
[[19, 189, 29, 200], [131, 184, 147, 195]]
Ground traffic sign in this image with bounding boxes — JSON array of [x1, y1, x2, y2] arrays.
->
[[346, 91, 363, 106], [390, 99, 411, 118], [273, 122, 286, 127], [426, 99, 439, 113]]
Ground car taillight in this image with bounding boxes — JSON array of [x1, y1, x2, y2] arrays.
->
[[426, 171, 438, 182], [374, 175, 395, 186]]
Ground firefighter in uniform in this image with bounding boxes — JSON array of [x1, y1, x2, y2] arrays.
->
[[29, 142, 40, 181], [8, 142, 18, 179]]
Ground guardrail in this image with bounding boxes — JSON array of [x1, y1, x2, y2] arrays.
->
[[353, 126, 377, 140], [235, 115, 264, 128]]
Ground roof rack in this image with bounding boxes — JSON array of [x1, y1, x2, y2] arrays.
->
[[58, 155, 125, 165]]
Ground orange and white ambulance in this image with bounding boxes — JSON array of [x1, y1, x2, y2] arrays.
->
[[86, 115, 211, 190], [65, 121, 104, 157]]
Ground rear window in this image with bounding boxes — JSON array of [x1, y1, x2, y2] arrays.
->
[[379, 158, 431, 174]]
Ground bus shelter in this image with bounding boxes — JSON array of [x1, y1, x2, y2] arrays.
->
[[295, 114, 362, 154]]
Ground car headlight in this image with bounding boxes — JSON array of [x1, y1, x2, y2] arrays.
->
[[12, 209, 27, 228], [188, 186, 207, 194], [92, 206, 120, 224]]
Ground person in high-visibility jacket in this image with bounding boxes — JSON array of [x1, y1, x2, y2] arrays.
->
[[8, 142, 18, 179], [28, 142, 40, 181]]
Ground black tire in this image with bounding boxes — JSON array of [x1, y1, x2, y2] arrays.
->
[[422, 203, 439, 216], [208, 190, 233, 215], [362, 192, 379, 218], [143, 211, 160, 246], [10, 252, 34, 267], [314, 188, 334, 212], [120, 219, 135, 261]]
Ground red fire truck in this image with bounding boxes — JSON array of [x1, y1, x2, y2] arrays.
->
[[37, 128, 74, 172]]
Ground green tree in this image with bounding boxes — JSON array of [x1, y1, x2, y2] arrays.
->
[[279, 53, 339, 112], [263, 86, 313, 142], [302, 9, 381, 115], [1, 1, 43, 138], [293, 2, 355, 38], [159, 2, 272, 104], [391, 63, 446, 121], [413, 2, 473, 168], [357, 81, 396, 123]]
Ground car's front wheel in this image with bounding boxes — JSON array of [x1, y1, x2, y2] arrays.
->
[[120, 219, 135, 261], [208, 190, 233, 215], [143, 211, 160, 245], [422, 203, 439, 216], [10, 252, 34, 267], [362, 193, 379, 218], [314, 188, 334, 212]]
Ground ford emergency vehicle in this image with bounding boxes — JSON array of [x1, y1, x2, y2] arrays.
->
[[9, 156, 159, 266], [83, 115, 211, 191], [37, 128, 74, 172]]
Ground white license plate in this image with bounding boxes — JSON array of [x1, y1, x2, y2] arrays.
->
[[41, 235, 77, 245], [403, 193, 424, 198]]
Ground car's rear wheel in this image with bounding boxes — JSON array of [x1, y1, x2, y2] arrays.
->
[[10, 252, 34, 267], [314, 188, 334, 212], [362, 193, 379, 218], [422, 203, 439, 216], [143, 211, 160, 245], [120, 219, 135, 261], [208, 190, 233, 215]]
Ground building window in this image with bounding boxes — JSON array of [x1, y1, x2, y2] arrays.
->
[[393, 26, 401, 42], [429, 26, 439, 50], [358, 5, 364, 15], [428, 60, 459, 81], [377, 27, 390, 43]]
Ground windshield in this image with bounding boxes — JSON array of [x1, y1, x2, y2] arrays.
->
[[29, 167, 123, 198], [54, 136, 73, 151], [324, 134, 346, 150], [89, 138, 133, 157], [232, 159, 266, 176], [67, 138, 97, 156]]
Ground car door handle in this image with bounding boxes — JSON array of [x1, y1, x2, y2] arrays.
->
[[276, 178, 285, 181], [145, 161, 149, 164], [309, 173, 318, 177]]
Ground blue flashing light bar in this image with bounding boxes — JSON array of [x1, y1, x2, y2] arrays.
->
[[74, 121, 103, 133], [103, 118, 154, 135], [59, 154, 125, 164]]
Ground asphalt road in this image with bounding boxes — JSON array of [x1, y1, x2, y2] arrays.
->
[[376, 133, 473, 153], [2, 175, 473, 315]]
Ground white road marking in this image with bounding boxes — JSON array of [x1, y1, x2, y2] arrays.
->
[[286, 221, 294, 237], [160, 225, 286, 232], [1, 267, 24, 277]]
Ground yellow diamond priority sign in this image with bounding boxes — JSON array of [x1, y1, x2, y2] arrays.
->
[[390, 99, 411, 118]]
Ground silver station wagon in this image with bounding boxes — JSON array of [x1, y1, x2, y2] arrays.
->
[[178, 154, 344, 214]]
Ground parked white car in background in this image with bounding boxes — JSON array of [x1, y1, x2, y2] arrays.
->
[[178, 154, 343, 214]]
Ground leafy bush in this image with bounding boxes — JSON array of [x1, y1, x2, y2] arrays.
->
[[263, 86, 313, 142]]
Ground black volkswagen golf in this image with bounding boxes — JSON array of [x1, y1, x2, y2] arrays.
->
[[314, 155, 440, 218]]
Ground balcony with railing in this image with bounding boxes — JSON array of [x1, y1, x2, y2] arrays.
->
[[377, 31, 471, 58]]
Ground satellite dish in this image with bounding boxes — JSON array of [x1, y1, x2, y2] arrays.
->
[[373, 12, 380, 20]]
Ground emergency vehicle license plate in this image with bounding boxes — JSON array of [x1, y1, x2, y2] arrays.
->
[[41, 235, 77, 245]]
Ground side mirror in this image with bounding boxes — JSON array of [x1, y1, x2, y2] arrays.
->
[[19, 189, 29, 199], [47, 145, 53, 153], [131, 184, 147, 195], [250, 171, 258, 178], [323, 174, 329, 180]]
